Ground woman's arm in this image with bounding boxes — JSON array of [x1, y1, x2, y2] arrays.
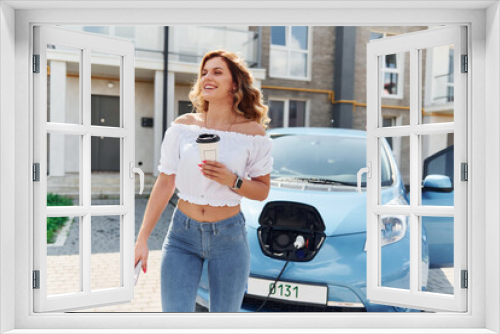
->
[[136, 173, 175, 243], [230, 173, 271, 201], [135, 173, 176, 272]]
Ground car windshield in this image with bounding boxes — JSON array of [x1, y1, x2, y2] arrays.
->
[[270, 134, 393, 187]]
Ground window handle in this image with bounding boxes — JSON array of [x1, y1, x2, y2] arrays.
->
[[129, 161, 144, 195], [357, 162, 371, 194]]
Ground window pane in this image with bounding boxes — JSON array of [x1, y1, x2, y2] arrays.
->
[[176, 26, 198, 63], [291, 26, 308, 50], [370, 31, 384, 40], [268, 100, 285, 129], [421, 134, 454, 206], [47, 216, 81, 296], [290, 52, 307, 77], [380, 51, 410, 126], [47, 133, 81, 204], [47, 44, 81, 124], [383, 72, 399, 95], [271, 26, 286, 46], [289, 100, 306, 127], [382, 118, 395, 129], [91, 137, 121, 204], [91, 51, 121, 127], [421, 44, 454, 124], [271, 135, 367, 185], [421, 216, 454, 295], [380, 136, 409, 203], [91, 215, 122, 291], [270, 49, 287, 77], [114, 26, 135, 39], [83, 26, 110, 35], [380, 214, 410, 291], [384, 54, 398, 69]]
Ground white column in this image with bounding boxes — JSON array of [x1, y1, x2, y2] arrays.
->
[[167, 71, 175, 126], [49, 60, 67, 176], [153, 70, 163, 177], [153, 70, 176, 177]]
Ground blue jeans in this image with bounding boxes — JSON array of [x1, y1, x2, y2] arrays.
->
[[161, 206, 250, 312]]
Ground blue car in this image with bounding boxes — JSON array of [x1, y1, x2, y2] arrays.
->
[[421, 145, 454, 268], [196, 127, 429, 312]]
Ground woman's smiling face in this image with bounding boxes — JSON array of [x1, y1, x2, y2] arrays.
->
[[201, 57, 236, 102]]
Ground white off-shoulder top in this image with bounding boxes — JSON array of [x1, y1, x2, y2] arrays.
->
[[157, 122, 274, 207]]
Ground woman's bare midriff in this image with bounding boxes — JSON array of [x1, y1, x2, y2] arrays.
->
[[177, 199, 241, 222]]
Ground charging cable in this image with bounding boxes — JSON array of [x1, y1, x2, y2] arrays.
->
[[255, 235, 304, 312]]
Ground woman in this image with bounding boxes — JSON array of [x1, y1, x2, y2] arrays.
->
[[134, 49, 273, 312]]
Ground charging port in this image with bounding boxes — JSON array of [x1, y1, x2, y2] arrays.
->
[[257, 201, 326, 262]]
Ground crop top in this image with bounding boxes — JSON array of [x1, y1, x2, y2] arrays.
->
[[157, 122, 274, 207]]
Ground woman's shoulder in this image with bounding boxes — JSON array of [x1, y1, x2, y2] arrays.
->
[[233, 119, 266, 137], [173, 113, 201, 126], [172, 113, 266, 137]]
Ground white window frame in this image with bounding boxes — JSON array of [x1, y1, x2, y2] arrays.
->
[[1, 3, 497, 334], [33, 25, 137, 313], [382, 116, 404, 166], [366, 25, 467, 312], [268, 97, 310, 128], [269, 26, 313, 81]]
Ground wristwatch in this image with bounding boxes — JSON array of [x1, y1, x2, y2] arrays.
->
[[231, 174, 243, 189]]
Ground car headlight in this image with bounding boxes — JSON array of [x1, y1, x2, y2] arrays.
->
[[363, 215, 408, 252], [363, 195, 409, 252]]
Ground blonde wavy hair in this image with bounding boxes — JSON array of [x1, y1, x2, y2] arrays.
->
[[188, 49, 271, 129]]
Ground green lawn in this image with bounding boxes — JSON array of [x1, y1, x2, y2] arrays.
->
[[47, 193, 73, 244]]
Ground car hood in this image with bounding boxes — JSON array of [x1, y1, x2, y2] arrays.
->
[[241, 185, 402, 236]]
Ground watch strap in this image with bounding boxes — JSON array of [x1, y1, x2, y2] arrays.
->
[[232, 175, 243, 189]]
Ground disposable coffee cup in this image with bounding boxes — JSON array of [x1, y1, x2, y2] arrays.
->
[[196, 133, 220, 162]]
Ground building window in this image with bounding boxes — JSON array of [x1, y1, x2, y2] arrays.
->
[[178, 101, 193, 116], [270, 26, 311, 80], [170, 26, 259, 67], [268, 99, 307, 128], [447, 48, 454, 102], [426, 45, 455, 106], [370, 31, 405, 99]]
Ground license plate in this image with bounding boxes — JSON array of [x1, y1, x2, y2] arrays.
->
[[246, 277, 327, 305]]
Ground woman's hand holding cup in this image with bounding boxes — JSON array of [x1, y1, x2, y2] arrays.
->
[[199, 160, 237, 188]]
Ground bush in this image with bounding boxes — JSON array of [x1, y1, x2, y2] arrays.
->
[[47, 193, 73, 244]]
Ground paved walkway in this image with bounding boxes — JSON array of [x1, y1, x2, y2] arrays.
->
[[46, 196, 454, 312]]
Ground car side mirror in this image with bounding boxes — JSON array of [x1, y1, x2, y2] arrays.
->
[[422, 174, 453, 192]]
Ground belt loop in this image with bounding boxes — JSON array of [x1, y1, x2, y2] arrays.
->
[[212, 223, 217, 235], [185, 218, 190, 230]]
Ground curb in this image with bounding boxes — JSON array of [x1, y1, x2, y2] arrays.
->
[[47, 216, 74, 248]]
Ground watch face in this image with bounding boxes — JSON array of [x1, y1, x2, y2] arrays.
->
[[236, 178, 243, 188]]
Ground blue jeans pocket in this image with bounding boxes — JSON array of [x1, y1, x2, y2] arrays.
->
[[216, 220, 246, 241], [168, 214, 188, 233]]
